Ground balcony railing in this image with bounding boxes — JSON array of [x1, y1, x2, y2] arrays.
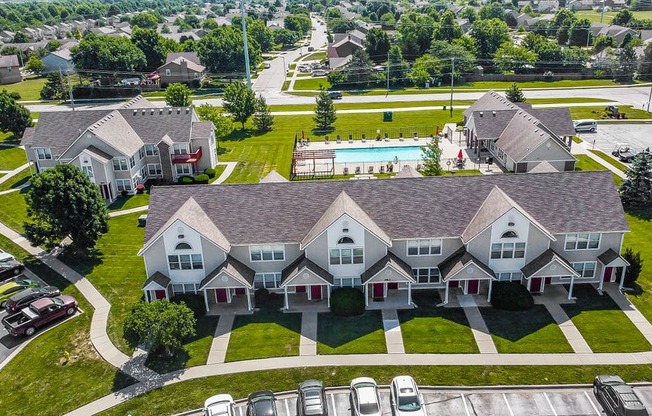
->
[[171, 147, 202, 164]]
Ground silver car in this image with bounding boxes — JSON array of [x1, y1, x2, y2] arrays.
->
[[204, 394, 235, 416], [350, 377, 382, 416], [389, 376, 426, 416]]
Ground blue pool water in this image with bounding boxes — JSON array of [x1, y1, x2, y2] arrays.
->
[[335, 146, 424, 163]]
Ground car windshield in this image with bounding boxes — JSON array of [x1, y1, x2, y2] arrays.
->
[[53, 298, 63, 306], [359, 402, 379, 414], [397, 396, 421, 412]]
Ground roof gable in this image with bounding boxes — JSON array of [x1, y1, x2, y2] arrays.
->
[[260, 170, 289, 183]]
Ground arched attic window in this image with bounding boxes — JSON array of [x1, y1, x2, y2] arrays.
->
[[176, 242, 192, 250], [501, 231, 518, 239], [337, 236, 355, 244]]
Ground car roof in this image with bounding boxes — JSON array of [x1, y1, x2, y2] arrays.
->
[[0, 282, 18, 292], [351, 377, 377, 388], [249, 391, 275, 416], [392, 376, 417, 395], [9, 287, 39, 301], [300, 380, 324, 390], [204, 394, 234, 415], [30, 297, 55, 309]]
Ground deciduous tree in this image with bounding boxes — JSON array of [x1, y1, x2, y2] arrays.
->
[[196, 104, 234, 140], [421, 137, 443, 176], [470, 18, 510, 59], [0, 90, 31, 136], [130, 12, 159, 29], [24, 164, 109, 251], [72, 35, 146, 72], [197, 26, 261, 73], [314, 89, 337, 130], [223, 82, 256, 129], [638, 43, 652, 81], [494, 42, 537, 73], [365, 27, 390, 63], [25, 55, 44, 74], [165, 83, 192, 107]]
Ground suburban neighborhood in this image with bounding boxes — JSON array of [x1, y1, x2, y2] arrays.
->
[[2, 0, 652, 415]]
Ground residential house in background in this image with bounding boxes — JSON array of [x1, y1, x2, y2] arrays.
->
[[464, 91, 577, 173], [138, 171, 629, 314], [0, 55, 22, 85], [42, 48, 75, 74], [157, 52, 206, 85], [21, 96, 218, 202], [590, 23, 638, 46], [328, 34, 364, 69], [0, 30, 15, 43]]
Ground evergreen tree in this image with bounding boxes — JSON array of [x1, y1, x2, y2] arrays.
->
[[40, 72, 67, 100], [313, 89, 337, 130], [613, 45, 638, 83], [252, 95, 274, 133], [620, 151, 652, 207], [638, 43, 652, 81], [505, 83, 526, 103], [421, 137, 443, 176]]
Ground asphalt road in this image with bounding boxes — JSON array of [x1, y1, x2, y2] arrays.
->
[[577, 123, 652, 158]]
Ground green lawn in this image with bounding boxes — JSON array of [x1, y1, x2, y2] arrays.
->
[[0, 146, 27, 170], [0, 166, 31, 192], [575, 154, 622, 186], [317, 311, 387, 355], [590, 150, 628, 172], [0, 190, 28, 232], [0, 131, 19, 143], [304, 51, 327, 61], [398, 291, 478, 353], [569, 106, 652, 120], [225, 309, 301, 361], [481, 305, 573, 353], [0, 234, 136, 416], [100, 364, 652, 416], [291, 77, 331, 90], [562, 285, 652, 353], [3, 77, 47, 101], [574, 10, 652, 23], [58, 213, 147, 355], [108, 192, 150, 212], [208, 163, 227, 183], [624, 209, 652, 323], [145, 316, 218, 373]]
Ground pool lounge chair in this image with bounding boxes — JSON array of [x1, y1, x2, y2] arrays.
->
[[343, 167, 349, 175], [379, 165, 385, 173], [368, 166, 374, 174], [355, 166, 361, 174]]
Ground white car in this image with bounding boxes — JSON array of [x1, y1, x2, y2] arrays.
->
[[204, 394, 235, 416], [350, 377, 382, 416], [389, 376, 426, 416]]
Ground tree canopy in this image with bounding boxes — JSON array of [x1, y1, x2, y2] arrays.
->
[[620, 152, 652, 207], [421, 138, 443, 176], [72, 35, 146, 71], [125, 300, 196, 355], [0, 90, 31, 137], [223, 82, 256, 129], [165, 83, 192, 107], [505, 83, 526, 102], [470, 18, 510, 60], [197, 26, 261, 73], [314, 89, 337, 131]]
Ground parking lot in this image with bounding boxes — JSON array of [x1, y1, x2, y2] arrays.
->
[[577, 123, 652, 158], [198, 384, 652, 416]]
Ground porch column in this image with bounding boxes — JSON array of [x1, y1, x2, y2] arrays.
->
[[568, 274, 575, 299], [444, 281, 450, 304], [144, 290, 150, 302], [526, 277, 532, 291], [487, 279, 493, 303], [407, 282, 412, 305], [599, 267, 606, 291], [246, 288, 252, 311], [365, 284, 369, 306], [203, 289, 209, 312], [284, 286, 289, 310], [619, 266, 626, 290], [327, 285, 331, 308], [165, 287, 170, 301]]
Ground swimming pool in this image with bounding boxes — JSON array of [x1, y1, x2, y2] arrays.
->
[[335, 146, 424, 163]]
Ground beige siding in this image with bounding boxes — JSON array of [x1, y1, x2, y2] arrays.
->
[[551, 232, 624, 263], [143, 238, 168, 277], [467, 227, 491, 264], [364, 230, 387, 267], [306, 233, 329, 271], [201, 236, 226, 273], [229, 243, 303, 273], [525, 224, 551, 263], [522, 138, 574, 166], [391, 238, 462, 268]]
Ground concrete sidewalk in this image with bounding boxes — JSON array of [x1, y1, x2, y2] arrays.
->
[[212, 162, 237, 185], [459, 295, 497, 354], [207, 315, 234, 364], [300, 311, 318, 356], [573, 141, 627, 179], [544, 303, 593, 354], [0, 163, 29, 187], [382, 309, 405, 354], [108, 205, 148, 217], [604, 286, 652, 347]]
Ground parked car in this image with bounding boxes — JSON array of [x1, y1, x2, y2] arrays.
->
[[4, 285, 60, 313], [612, 143, 638, 163], [247, 391, 277, 416], [312, 70, 327, 77], [350, 377, 382, 416], [573, 119, 597, 132], [297, 380, 328, 416], [389, 376, 426, 416], [3, 294, 78, 336], [327, 91, 342, 100], [593, 375, 649, 416], [0, 256, 25, 282], [204, 394, 235, 416], [308, 46, 314, 51], [0, 279, 39, 308]]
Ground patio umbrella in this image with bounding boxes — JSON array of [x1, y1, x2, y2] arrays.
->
[[457, 149, 463, 159], [435, 126, 439, 135]]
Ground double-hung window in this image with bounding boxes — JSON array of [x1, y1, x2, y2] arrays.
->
[[572, 262, 596, 278], [145, 144, 159, 156], [116, 179, 132, 192], [173, 143, 190, 154], [138, 147, 145, 159], [148, 163, 162, 175], [412, 268, 441, 284], [491, 242, 526, 259], [168, 254, 203, 270], [329, 248, 364, 265], [250, 245, 285, 261], [407, 239, 442, 256], [565, 233, 600, 250], [81, 165, 94, 179], [36, 148, 52, 160], [113, 158, 128, 171], [253, 273, 281, 289], [129, 156, 135, 168], [176, 164, 192, 175]]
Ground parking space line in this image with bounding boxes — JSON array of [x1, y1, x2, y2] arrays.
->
[[285, 399, 291, 416], [238, 406, 244, 416], [584, 391, 601, 415], [330, 394, 338, 416], [502, 393, 514, 416], [544, 393, 558, 416], [460, 393, 470, 416]]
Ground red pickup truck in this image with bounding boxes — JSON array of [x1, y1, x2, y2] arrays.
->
[[2, 295, 77, 336]]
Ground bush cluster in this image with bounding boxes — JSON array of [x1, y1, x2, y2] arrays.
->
[[170, 293, 206, 318], [330, 288, 365, 316], [178, 175, 194, 185], [204, 167, 216, 178], [193, 173, 209, 184], [490, 282, 534, 310]]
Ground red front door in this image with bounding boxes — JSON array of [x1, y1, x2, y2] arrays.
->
[[373, 283, 384, 299], [215, 288, 228, 303], [155, 290, 166, 300], [235, 288, 245, 295], [310, 285, 322, 300], [530, 278, 543, 293], [604, 267, 614, 282], [467, 280, 479, 294], [296, 286, 306, 293], [388, 282, 398, 290]]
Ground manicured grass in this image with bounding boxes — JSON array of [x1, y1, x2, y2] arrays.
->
[[108, 192, 150, 212], [590, 149, 628, 172], [317, 311, 387, 355], [145, 316, 218, 373], [574, 10, 652, 23], [569, 105, 652, 120], [208, 163, 227, 183], [304, 51, 327, 61], [398, 290, 477, 353], [562, 285, 652, 353], [0, 234, 136, 416], [575, 154, 622, 186], [0, 146, 27, 170], [0, 131, 19, 143], [58, 213, 147, 355], [100, 364, 652, 416], [225, 309, 301, 362], [624, 209, 652, 323], [572, 136, 582, 144], [0, 166, 31, 192], [291, 77, 331, 90], [3, 77, 47, 101], [0, 189, 28, 233], [481, 305, 572, 353]]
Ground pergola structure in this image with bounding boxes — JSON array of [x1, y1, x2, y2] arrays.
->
[[291, 149, 336, 180]]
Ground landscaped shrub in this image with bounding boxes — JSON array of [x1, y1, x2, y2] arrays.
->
[[170, 293, 206, 318], [193, 174, 209, 184], [623, 247, 643, 286], [254, 288, 284, 310], [330, 287, 365, 316], [204, 167, 216, 178], [490, 282, 534, 311], [135, 183, 145, 194], [178, 175, 193, 185]]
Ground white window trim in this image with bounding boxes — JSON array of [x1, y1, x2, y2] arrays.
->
[[116, 179, 132, 192], [253, 272, 282, 289], [412, 267, 441, 284], [250, 245, 285, 262], [572, 261, 596, 278], [490, 242, 526, 259], [147, 163, 162, 176], [406, 238, 442, 256], [564, 233, 601, 251], [145, 144, 159, 156], [36, 148, 53, 160], [168, 253, 204, 271], [113, 158, 128, 171]]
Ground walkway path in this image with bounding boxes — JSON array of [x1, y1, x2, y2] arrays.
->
[[207, 315, 234, 364], [543, 303, 593, 354], [108, 205, 149, 217], [0, 163, 29, 187], [458, 295, 497, 354], [212, 161, 237, 185], [300, 312, 318, 356], [382, 309, 405, 354], [572, 141, 627, 179], [604, 285, 652, 346]]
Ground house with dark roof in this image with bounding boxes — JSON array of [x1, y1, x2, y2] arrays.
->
[[158, 52, 206, 85], [21, 96, 218, 202], [328, 35, 364, 69], [138, 171, 629, 313], [41, 48, 75, 75], [0, 55, 21, 85], [463, 91, 577, 173]]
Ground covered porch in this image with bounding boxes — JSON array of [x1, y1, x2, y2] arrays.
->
[[598, 248, 630, 291], [280, 255, 333, 310], [521, 249, 581, 299], [439, 248, 497, 304], [142, 271, 171, 302], [199, 255, 255, 313], [361, 252, 416, 308]]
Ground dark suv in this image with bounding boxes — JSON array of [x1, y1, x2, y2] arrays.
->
[[594, 375, 649, 416], [247, 391, 277, 416], [5, 286, 60, 313], [327, 91, 342, 100], [297, 380, 328, 416]]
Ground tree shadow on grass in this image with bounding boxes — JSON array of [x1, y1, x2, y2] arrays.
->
[[626, 208, 652, 222], [23, 256, 75, 293], [57, 248, 103, 277], [112, 370, 138, 392], [317, 311, 384, 349], [400, 290, 469, 327], [481, 305, 557, 343], [222, 128, 257, 142]]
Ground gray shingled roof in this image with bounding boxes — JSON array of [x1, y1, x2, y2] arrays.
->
[[393, 165, 422, 179], [521, 248, 578, 278], [463, 90, 516, 119], [497, 114, 564, 162], [471, 110, 517, 139], [144, 171, 628, 246], [191, 121, 213, 140], [360, 252, 415, 283], [281, 254, 333, 285], [260, 170, 289, 183], [529, 108, 576, 137], [528, 161, 558, 173], [438, 248, 495, 280], [142, 271, 171, 289], [165, 52, 201, 65], [597, 248, 629, 266], [199, 255, 255, 288], [0, 54, 19, 67]]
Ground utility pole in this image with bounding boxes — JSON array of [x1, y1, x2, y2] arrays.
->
[[241, 0, 252, 89], [67, 72, 75, 111], [385, 51, 390, 97], [647, 85, 652, 112], [450, 57, 455, 118], [600, 0, 605, 23]]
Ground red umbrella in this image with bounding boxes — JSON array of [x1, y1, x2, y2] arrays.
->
[[457, 149, 463, 159], [435, 126, 439, 135]]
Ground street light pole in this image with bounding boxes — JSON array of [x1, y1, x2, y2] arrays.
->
[[647, 85, 652, 112], [241, 0, 252, 89], [450, 57, 455, 118]]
